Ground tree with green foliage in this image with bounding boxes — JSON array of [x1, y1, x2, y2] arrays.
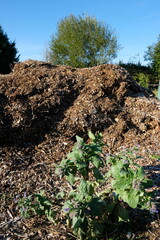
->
[[46, 14, 120, 68], [0, 25, 19, 74], [119, 62, 153, 88], [144, 35, 160, 81]]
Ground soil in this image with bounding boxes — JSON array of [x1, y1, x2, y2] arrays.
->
[[0, 60, 159, 239]]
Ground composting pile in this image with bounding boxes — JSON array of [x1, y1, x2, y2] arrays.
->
[[0, 60, 160, 239]]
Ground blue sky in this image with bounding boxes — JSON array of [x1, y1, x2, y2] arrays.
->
[[1, 0, 160, 65]]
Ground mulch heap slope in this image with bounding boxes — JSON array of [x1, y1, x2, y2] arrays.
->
[[0, 60, 160, 239]]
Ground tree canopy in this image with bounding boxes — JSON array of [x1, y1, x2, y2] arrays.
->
[[144, 35, 160, 81], [46, 14, 120, 68], [0, 25, 19, 74]]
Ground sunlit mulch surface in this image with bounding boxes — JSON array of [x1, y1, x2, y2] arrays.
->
[[0, 60, 160, 239]]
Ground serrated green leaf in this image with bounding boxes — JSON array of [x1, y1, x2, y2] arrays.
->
[[56, 191, 66, 199], [112, 178, 131, 190], [45, 209, 56, 222], [79, 180, 87, 194], [34, 193, 52, 207], [87, 144, 101, 153], [120, 189, 139, 208], [78, 180, 94, 201], [128, 191, 139, 208], [72, 216, 82, 229], [92, 156, 102, 168], [141, 179, 153, 188], [87, 182, 94, 197], [79, 168, 88, 179], [76, 135, 83, 143], [67, 150, 82, 161], [66, 173, 75, 185], [118, 206, 129, 222], [68, 190, 77, 198], [104, 170, 112, 179], [88, 131, 95, 140], [77, 192, 85, 202], [88, 198, 105, 216], [76, 161, 88, 170], [91, 221, 105, 237], [105, 202, 116, 213], [110, 162, 124, 177], [55, 166, 61, 175], [136, 166, 145, 179], [93, 167, 104, 181]]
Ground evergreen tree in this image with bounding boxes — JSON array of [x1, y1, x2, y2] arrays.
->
[[46, 14, 120, 68], [0, 25, 19, 74]]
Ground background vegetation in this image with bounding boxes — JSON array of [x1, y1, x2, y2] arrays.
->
[[119, 62, 153, 88], [144, 35, 160, 81], [45, 14, 120, 68], [0, 25, 19, 74]]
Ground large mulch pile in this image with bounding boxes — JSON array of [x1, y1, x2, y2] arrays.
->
[[0, 60, 160, 239]]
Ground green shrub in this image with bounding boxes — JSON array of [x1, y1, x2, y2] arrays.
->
[[133, 72, 149, 88], [119, 62, 152, 88]]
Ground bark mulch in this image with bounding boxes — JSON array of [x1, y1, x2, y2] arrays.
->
[[0, 60, 159, 239]]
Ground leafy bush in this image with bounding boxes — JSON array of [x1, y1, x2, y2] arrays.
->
[[119, 62, 152, 88], [46, 14, 120, 67], [17, 132, 155, 239], [144, 34, 160, 81], [133, 72, 149, 88]]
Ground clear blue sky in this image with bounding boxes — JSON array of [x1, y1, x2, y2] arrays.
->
[[1, 0, 160, 65]]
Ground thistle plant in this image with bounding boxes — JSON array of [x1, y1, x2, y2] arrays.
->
[[17, 131, 155, 240]]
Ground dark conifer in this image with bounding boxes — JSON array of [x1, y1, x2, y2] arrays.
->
[[0, 25, 19, 74]]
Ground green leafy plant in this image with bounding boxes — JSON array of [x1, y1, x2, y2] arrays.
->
[[17, 132, 154, 240], [18, 191, 56, 222], [106, 148, 153, 209], [56, 131, 108, 239], [55, 133, 154, 239], [18, 193, 33, 218]]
